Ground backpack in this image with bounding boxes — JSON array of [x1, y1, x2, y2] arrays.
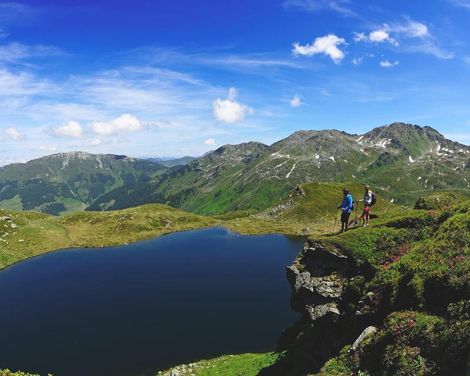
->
[[370, 192, 377, 206]]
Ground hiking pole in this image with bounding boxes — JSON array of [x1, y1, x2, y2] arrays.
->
[[333, 212, 338, 233], [355, 202, 359, 227]]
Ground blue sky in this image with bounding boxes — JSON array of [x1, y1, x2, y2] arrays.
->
[[1, 0, 470, 165]]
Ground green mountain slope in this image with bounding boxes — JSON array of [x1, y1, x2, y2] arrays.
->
[[89, 123, 470, 214], [146, 156, 197, 167], [0, 152, 165, 214]]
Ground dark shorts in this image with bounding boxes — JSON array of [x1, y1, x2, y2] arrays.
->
[[341, 211, 351, 224]]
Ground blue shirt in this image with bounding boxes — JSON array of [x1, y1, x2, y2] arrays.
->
[[340, 194, 354, 213]]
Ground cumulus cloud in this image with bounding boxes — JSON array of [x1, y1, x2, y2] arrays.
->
[[212, 87, 252, 124], [204, 138, 216, 146], [380, 60, 399, 68], [292, 34, 346, 64], [290, 95, 302, 107], [91, 114, 143, 135], [353, 18, 451, 60], [4, 127, 23, 141], [54, 120, 83, 138]]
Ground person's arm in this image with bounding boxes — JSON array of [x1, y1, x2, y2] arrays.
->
[[347, 195, 354, 211]]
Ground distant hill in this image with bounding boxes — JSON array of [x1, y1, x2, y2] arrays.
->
[[146, 156, 196, 168], [0, 152, 165, 214], [88, 123, 470, 214]]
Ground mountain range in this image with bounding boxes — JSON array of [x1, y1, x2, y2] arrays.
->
[[0, 152, 165, 214], [1, 123, 469, 215]]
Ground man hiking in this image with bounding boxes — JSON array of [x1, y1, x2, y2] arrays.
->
[[357, 184, 375, 227], [337, 188, 354, 232]]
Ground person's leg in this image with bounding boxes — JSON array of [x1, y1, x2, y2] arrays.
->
[[364, 206, 370, 226], [360, 208, 366, 225], [340, 211, 346, 232], [344, 212, 351, 230]]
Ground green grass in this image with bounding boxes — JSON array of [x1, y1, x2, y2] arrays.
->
[[0, 195, 23, 210], [0, 370, 41, 376], [158, 353, 280, 376], [0, 204, 217, 270]]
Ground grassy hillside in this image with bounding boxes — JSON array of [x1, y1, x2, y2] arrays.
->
[[272, 198, 470, 375], [158, 353, 280, 376], [0, 205, 216, 269]]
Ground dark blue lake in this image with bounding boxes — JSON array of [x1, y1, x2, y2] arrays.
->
[[0, 227, 304, 376]]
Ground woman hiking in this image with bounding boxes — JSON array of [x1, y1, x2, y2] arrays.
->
[[337, 188, 354, 233], [357, 185, 375, 227]]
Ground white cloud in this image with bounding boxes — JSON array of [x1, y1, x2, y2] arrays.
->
[[292, 34, 346, 64], [91, 114, 143, 135], [389, 19, 429, 38], [0, 68, 54, 96], [448, 0, 470, 10], [89, 138, 102, 146], [54, 120, 83, 138], [380, 60, 399, 68], [0, 42, 65, 63], [283, 0, 356, 17], [213, 87, 252, 124], [204, 138, 216, 146], [290, 95, 302, 107], [353, 18, 452, 60], [39, 145, 58, 152], [4, 127, 23, 141], [354, 28, 398, 46], [353, 32, 367, 42], [352, 57, 363, 65], [404, 41, 454, 60]]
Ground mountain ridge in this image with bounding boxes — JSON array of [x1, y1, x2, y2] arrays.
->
[[1, 123, 469, 215], [87, 122, 470, 214]]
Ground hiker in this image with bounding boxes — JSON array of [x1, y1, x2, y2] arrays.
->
[[337, 188, 354, 232], [357, 185, 375, 227]]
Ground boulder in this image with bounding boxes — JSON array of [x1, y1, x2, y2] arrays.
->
[[350, 326, 378, 352]]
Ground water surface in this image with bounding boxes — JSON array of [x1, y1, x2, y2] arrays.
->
[[0, 227, 304, 376]]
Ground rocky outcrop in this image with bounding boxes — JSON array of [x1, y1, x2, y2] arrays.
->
[[286, 241, 351, 318], [260, 240, 364, 375]]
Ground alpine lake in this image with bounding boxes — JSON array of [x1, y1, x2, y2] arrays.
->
[[0, 227, 305, 376]]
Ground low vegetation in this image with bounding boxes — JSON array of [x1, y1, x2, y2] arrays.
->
[[267, 192, 469, 375], [158, 353, 280, 376]]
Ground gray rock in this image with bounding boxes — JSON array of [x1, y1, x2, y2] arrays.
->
[[289, 267, 345, 299], [350, 326, 378, 352], [306, 302, 340, 320]]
